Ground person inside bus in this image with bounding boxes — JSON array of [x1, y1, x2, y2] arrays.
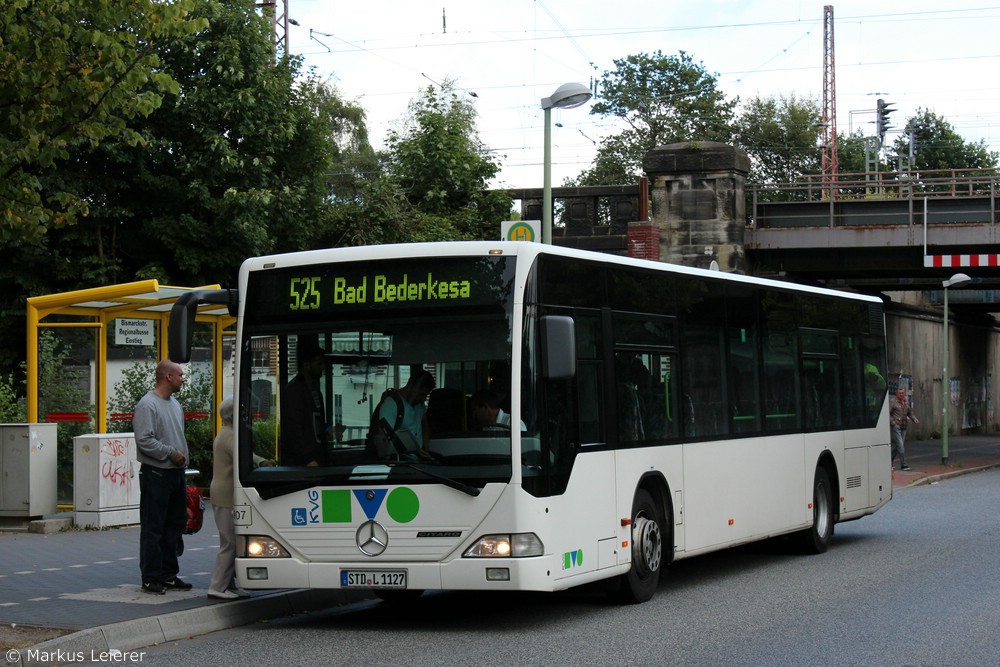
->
[[864, 362, 887, 422], [616, 353, 651, 442], [280, 342, 329, 466], [469, 389, 526, 431], [376, 368, 435, 453], [426, 386, 467, 435]]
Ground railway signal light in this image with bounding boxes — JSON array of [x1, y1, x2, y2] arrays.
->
[[876, 98, 895, 144]]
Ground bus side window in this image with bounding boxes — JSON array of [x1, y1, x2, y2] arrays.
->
[[577, 362, 603, 444], [616, 353, 648, 442]]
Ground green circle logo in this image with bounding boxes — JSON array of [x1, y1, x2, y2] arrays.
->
[[386, 487, 419, 523], [506, 222, 535, 242]]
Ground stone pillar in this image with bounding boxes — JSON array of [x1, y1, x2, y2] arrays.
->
[[642, 142, 750, 273]]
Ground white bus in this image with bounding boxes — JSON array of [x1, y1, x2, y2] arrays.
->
[[171, 241, 891, 603]]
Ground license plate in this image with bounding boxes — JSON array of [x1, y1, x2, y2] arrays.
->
[[341, 569, 407, 589]]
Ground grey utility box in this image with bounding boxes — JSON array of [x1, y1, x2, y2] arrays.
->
[[74, 433, 141, 528], [0, 423, 58, 518]]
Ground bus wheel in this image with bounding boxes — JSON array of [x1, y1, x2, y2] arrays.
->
[[796, 467, 834, 554], [614, 488, 663, 603]]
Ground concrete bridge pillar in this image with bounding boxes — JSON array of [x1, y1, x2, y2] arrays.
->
[[642, 142, 750, 273]]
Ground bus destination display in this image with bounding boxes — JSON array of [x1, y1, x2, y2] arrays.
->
[[246, 256, 511, 319]]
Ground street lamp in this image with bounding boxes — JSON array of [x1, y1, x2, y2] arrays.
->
[[941, 272, 972, 464], [541, 82, 592, 245]]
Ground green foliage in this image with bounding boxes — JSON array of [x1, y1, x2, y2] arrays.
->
[[34, 331, 90, 420], [836, 129, 872, 175], [0, 0, 207, 241], [892, 109, 998, 173], [0, 372, 25, 422], [7, 0, 373, 293], [0, 0, 378, 380], [576, 51, 738, 185], [384, 81, 512, 240], [252, 417, 278, 462], [734, 94, 822, 188]]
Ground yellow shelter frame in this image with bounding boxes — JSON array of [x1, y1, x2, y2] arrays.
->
[[26, 280, 236, 433]]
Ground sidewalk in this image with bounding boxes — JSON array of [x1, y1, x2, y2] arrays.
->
[[888, 432, 1000, 488], [0, 501, 368, 665], [2, 434, 998, 664]]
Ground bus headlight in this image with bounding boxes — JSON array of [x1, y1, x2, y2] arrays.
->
[[243, 536, 290, 558], [463, 533, 543, 558]]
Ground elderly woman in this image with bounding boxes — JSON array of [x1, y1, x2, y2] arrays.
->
[[208, 396, 273, 599]]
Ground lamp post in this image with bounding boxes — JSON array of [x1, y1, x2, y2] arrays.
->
[[541, 82, 592, 245], [941, 272, 971, 464]]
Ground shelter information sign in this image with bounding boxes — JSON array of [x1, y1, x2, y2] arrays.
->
[[114, 318, 154, 346]]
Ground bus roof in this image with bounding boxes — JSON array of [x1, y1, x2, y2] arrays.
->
[[241, 241, 883, 305]]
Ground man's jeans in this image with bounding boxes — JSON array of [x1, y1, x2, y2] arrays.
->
[[890, 425, 907, 468], [139, 465, 187, 584]]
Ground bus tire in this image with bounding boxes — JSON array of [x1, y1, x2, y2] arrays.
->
[[614, 488, 663, 604], [796, 467, 834, 554]]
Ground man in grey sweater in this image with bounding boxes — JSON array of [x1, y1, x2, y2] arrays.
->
[[134, 359, 192, 595]]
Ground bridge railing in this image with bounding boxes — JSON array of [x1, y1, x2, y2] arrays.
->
[[749, 168, 1000, 229], [751, 168, 1000, 202]]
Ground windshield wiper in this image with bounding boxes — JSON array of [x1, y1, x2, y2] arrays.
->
[[386, 462, 481, 497]]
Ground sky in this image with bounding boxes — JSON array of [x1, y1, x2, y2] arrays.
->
[[281, 1, 1000, 189]]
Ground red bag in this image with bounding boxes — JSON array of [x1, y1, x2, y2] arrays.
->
[[184, 484, 205, 535]]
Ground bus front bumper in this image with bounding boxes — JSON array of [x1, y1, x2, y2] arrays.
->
[[235, 554, 609, 593]]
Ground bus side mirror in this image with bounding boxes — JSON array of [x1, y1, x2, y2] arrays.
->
[[168, 289, 237, 363], [540, 315, 576, 379]]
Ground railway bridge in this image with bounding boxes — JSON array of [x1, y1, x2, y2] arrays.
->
[[504, 143, 1000, 436]]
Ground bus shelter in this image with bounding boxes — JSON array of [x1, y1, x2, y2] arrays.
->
[[26, 280, 235, 433]]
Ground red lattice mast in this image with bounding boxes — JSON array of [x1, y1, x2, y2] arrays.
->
[[821, 5, 838, 193]]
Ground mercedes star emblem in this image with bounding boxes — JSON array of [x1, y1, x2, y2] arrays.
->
[[356, 519, 389, 556]]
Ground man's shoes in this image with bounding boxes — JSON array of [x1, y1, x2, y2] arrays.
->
[[229, 587, 251, 598], [208, 589, 240, 600], [901, 464, 911, 471], [162, 577, 193, 591], [141, 581, 166, 595]]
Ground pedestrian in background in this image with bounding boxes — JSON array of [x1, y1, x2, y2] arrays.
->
[[889, 385, 919, 471], [208, 396, 273, 600], [134, 359, 193, 595]]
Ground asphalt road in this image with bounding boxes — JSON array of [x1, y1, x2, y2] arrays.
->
[[129, 467, 1000, 667]]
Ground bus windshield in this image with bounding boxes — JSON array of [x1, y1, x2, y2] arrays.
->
[[237, 255, 521, 497]]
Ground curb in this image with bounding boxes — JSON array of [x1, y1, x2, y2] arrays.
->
[[904, 462, 1000, 488], [10, 589, 371, 666]]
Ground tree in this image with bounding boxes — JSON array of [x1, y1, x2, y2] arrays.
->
[[0, 0, 207, 241], [38, 0, 376, 288], [734, 94, 822, 187], [0, 372, 22, 423], [383, 82, 511, 240], [893, 109, 998, 173], [835, 129, 872, 176], [574, 51, 738, 185], [0, 0, 376, 379]]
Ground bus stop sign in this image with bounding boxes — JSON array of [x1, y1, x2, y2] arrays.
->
[[502, 220, 539, 242]]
